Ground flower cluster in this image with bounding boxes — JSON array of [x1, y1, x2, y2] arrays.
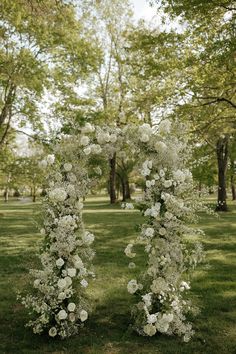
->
[[19, 123, 124, 339], [19, 153, 95, 338], [125, 120, 205, 342]]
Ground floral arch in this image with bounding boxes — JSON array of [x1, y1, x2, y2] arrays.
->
[[20, 120, 204, 342]]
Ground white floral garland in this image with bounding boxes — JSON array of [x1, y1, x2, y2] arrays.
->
[[124, 120, 205, 342], [20, 121, 204, 341]]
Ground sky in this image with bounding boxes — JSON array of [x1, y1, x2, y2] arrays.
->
[[132, 0, 156, 21]]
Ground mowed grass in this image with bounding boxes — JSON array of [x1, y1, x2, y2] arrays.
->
[[0, 196, 236, 354]]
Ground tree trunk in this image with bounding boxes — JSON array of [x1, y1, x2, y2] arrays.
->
[[125, 176, 131, 200], [231, 175, 236, 200], [32, 185, 36, 202], [215, 137, 228, 211], [4, 188, 9, 202], [109, 153, 117, 204]]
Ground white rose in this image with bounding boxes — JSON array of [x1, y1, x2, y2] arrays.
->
[[49, 188, 67, 203], [34, 279, 40, 288], [58, 309, 67, 320], [49, 327, 57, 337], [147, 314, 157, 324], [80, 279, 88, 288], [80, 310, 88, 322], [83, 122, 95, 133], [110, 134, 117, 143], [69, 313, 76, 322], [64, 163, 72, 172], [58, 292, 66, 300], [140, 133, 149, 142], [143, 324, 156, 336], [57, 279, 67, 289], [65, 276, 72, 287], [159, 227, 167, 236], [127, 279, 139, 294], [80, 136, 90, 146], [83, 146, 91, 155], [128, 262, 136, 269], [145, 227, 155, 238], [67, 268, 76, 277], [56, 258, 64, 268], [67, 302, 76, 312], [164, 180, 172, 188], [75, 201, 83, 210], [47, 154, 55, 165]]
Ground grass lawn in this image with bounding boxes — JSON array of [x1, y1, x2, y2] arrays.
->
[[0, 196, 236, 354]]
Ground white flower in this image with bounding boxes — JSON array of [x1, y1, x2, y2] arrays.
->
[[143, 324, 156, 336], [139, 124, 153, 143], [83, 146, 91, 155], [110, 134, 117, 143], [65, 276, 72, 287], [64, 163, 72, 172], [147, 314, 157, 324], [144, 227, 155, 238], [165, 211, 173, 220], [125, 244, 136, 258], [47, 154, 55, 165], [146, 180, 155, 188], [58, 292, 66, 300], [67, 268, 76, 277], [97, 132, 110, 144], [127, 279, 139, 294], [83, 122, 95, 133], [80, 279, 88, 288], [75, 201, 83, 210], [67, 302, 76, 312], [34, 279, 40, 288], [128, 262, 136, 269], [57, 279, 67, 289], [159, 169, 165, 178], [69, 313, 76, 322], [155, 141, 167, 153], [94, 166, 102, 175], [82, 231, 95, 245], [49, 188, 67, 203], [49, 327, 57, 337], [40, 228, 45, 235], [150, 277, 169, 294], [142, 293, 152, 307], [173, 169, 186, 183], [140, 133, 150, 142], [80, 310, 88, 322], [159, 227, 167, 236], [180, 281, 190, 291], [164, 180, 172, 188], [56, 258, 64, 268], [80, 136, 90, 146], [73, 255, 83, 269], [58, 215, 76, 229], [144, 203, 161, 218], [90, 144, 102, 154], [159, 119, 171, 134], [58, 309, 67, 320], [156, 313, 173, 333]]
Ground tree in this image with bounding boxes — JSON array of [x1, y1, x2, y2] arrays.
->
[[127, 1, 236, 210], [0, 0, 96, 147]]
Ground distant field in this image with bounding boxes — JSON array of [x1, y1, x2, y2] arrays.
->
[[0, 196, 235, 354]]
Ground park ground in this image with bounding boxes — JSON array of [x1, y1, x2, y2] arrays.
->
[[0, 196, 236, 354]]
